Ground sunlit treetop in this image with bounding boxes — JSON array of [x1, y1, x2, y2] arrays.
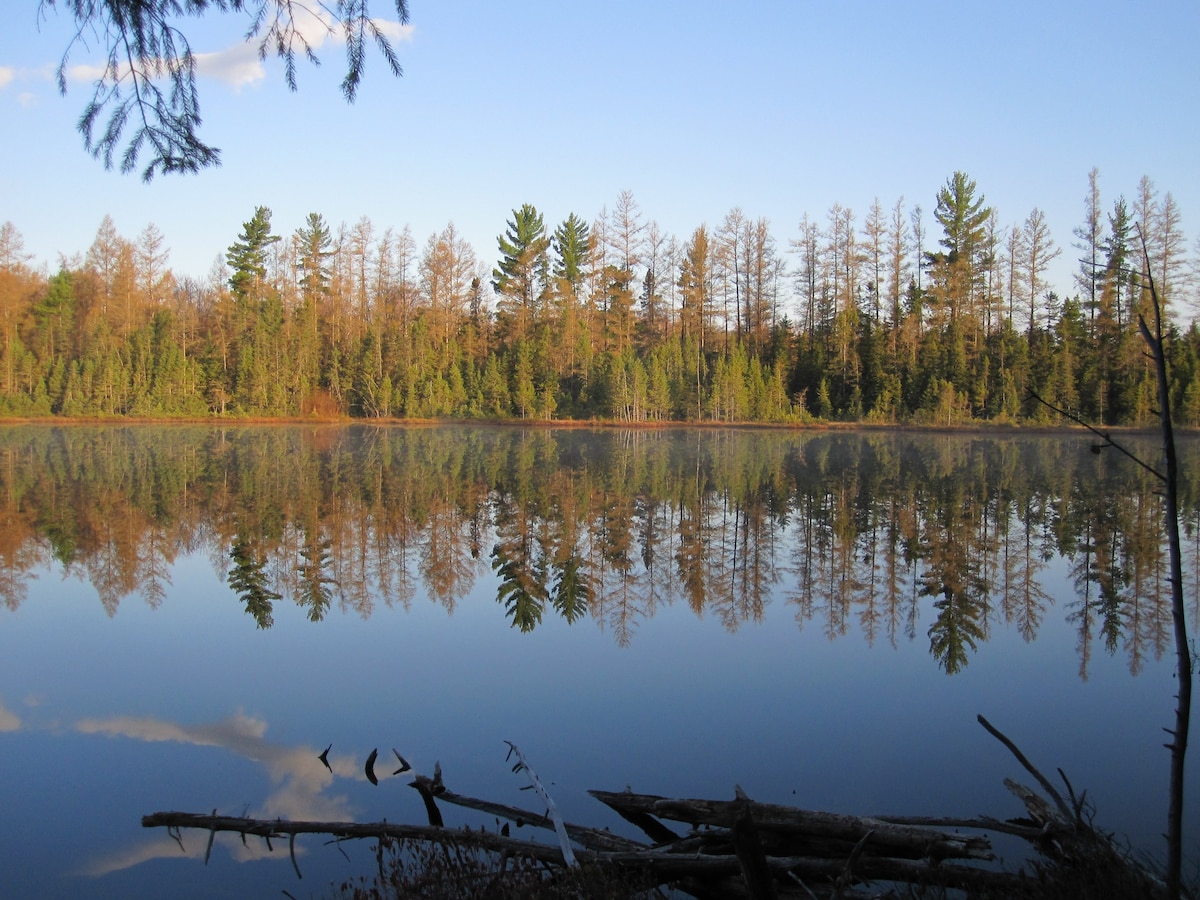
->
[[41, 0, 410, 181]]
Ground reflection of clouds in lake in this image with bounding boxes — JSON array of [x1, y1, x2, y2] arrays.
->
[[82, 834, 205, 877], [76, 711, 367, 874], [0, 695, 20, 731]]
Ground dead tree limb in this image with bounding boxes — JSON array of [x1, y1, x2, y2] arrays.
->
[[142, 811, 582, 865], [143, 735, 1159, 898], [977, 714, 1073, 823], [408, 774, 444, 827], [431, 786, 642, 853], [504, 741, 577, 868], [1136, 226, 1192, 900]]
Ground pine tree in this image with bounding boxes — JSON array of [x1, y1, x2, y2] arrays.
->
[[678, 226, 712, 349], [551, 213, 591, 291], [927, 172, 992, 325], [227, 207, 281, 301], [493, 205, 550, 345], [295, 212, 333, 303]]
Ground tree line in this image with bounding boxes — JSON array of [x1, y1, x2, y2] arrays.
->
[[1, 168, 1197, 424]]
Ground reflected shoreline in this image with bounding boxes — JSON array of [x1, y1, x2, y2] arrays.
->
[[0, 424, 1194, 676]]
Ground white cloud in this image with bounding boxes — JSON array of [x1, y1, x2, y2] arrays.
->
[[195, 11, 413, 90], [193, 42, 267, 90], [58, 9, 413, 92], [370, 20, 416, 42], [0, 64, 56, 99], [64, 62, 112, 83]]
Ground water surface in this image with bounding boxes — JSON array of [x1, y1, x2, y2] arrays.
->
[[0, 425, 1195, 897]]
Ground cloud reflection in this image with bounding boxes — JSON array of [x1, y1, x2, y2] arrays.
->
[[0, 696, 21, 731], [76, 710, 378, 876]]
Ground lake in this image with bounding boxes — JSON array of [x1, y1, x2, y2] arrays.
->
[[0, 424, 1196, 898]]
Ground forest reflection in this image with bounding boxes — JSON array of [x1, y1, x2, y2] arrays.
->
[[1, 425, 1196, 677]]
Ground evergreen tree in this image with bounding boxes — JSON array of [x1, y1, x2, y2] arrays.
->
[[678, 226, 712, 349], [493, 204, 550, 345], [551, 213, 591, 291], [295, 212, 333, 303], [927, 172, 992, 325], [227, 207, 280, 301], [33, 271, 77, 365]]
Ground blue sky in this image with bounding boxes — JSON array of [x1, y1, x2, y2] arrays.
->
[[2, 0, 1198, 304]]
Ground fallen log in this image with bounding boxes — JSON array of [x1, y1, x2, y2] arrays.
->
[[426, 784, 643, 853], [588, 789, 994, 862], [139, 810, 1023, 897]]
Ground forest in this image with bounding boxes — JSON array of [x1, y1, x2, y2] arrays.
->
[[1, 169, 1197, 425]]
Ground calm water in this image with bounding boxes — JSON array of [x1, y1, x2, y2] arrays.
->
[[0, 424, 1197, 898]]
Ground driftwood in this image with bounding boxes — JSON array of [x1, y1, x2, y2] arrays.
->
[[141, 720, 1161, 899]]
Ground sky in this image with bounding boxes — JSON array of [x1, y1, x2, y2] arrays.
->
[[1, 0, 1199, 307]]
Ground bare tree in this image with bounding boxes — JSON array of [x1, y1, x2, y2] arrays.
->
[[1073, 167, 1103, 332], [885, 197, 909, 349], [1020, 208, 1060, 336]]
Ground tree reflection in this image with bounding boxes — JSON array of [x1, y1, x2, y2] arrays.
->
[[0, 425, 1191, 677], [229, 536, 280, 629], [296, 530, 335, 622]]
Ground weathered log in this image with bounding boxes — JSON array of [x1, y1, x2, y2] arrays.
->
[[874, 813, 1046, 842], [604, 800, 682, 845], [141, 809, 1023, 897], [731, 794, 778, 900], [589, 790, 994, 862], [977, 714, 1073, 822], [142, 812, 584, 866], [431, 786, 643, 853]]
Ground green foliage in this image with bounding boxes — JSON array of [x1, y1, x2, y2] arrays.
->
[[551, 213, 590, 289], [296, 213, 334, 302], [492, 542, 548, 632], [227, 206, 280, 301], [3, 179, 1200, 427], [228, 537, 281, 629], [493, 205, 550, 345]]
